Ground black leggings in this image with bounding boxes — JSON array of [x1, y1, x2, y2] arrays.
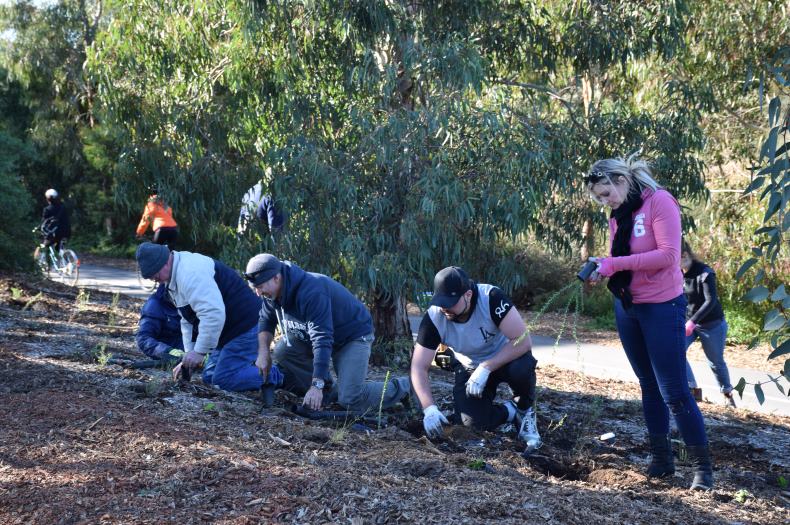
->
[[153, 227, 178, 249]]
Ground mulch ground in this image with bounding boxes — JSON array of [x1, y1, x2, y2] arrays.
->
[[1, 272, 788, 524]]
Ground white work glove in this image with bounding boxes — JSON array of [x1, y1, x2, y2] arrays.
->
[[465, 365, 491, 398], [423, 405, 448, 438]]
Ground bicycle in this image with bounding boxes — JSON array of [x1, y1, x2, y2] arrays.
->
[[34, 225, 80, 286], [136, 267, 159, 293]]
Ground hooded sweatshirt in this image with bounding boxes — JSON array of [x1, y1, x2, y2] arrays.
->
[[258, 261, 373, 380]]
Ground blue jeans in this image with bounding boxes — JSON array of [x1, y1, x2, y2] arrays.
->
[[202, 326, 263, 392], [685, 319, 732, 393], [615, 295, 708, 446], [273, 335, 410, 412]]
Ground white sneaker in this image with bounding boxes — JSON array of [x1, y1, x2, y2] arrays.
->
[[516, 407, 542, 449]]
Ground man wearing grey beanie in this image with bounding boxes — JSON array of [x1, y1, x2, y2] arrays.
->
[[245, 253, 410, 412], [135, 242, 264, 392]]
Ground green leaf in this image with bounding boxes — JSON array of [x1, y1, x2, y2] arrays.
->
[[768, 339, 790, 360], [768, 97, 781, 127], [770, 285, 787, 301], [743, 286, 770, 303], [784, 359, 790, 382], [763, 309, 786, 331], [743, 176, 764, 195], [735, 258, 758, 280], [783, 296, 790, 309], [733, 377, 746, 399], [746, 336, 761, 351], [754, 383, 765, 405]]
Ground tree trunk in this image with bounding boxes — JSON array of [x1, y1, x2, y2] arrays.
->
[[371, 291, 411, 341], [580, 218, 595, 261]]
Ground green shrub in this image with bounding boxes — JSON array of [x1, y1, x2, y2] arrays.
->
[[722, 301, 762, 345], [0, 169, 35, 271]]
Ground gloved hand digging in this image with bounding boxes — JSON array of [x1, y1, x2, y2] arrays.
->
[[423, 405, 448, 438]]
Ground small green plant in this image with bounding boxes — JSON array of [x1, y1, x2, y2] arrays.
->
[[108, 292, 120, 327], [145, 378, 167, 397], [672, 439, 688, 464], [377, 370, 391, 429], [468, 459, 486, 470], [547, 413, 568, 433], [329, 425, 348, 444], [203, 402, 216, 412], [733, 489, 752, 504], [22, 292, 43, 311], [76, 288, 91, 310], [93, 342, 111, 366], [11, 287, 23, 300], [777, 475, 788, 489]]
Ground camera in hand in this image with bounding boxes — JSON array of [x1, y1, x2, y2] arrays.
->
[[577, 260, 599, 282]]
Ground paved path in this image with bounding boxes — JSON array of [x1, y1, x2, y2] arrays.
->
[[78, 263, 152, 299], [74, 263, 789, 416]]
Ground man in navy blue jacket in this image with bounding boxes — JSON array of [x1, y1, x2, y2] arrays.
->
[[245, 253, 410, 412], [136, 284, 184, 362], [136, 242, 265, 392]]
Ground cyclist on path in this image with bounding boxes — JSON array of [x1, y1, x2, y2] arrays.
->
[[34, 188, 71, 259], [136, 191, 178, 249]]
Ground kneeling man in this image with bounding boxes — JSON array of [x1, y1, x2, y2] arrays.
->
[[411, 266, 540, 447]]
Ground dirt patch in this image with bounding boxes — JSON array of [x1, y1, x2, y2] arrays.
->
[[1, 272, 789, 524]]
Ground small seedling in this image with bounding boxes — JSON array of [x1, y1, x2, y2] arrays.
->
[[547, 413, 567, 433], [11, 287, 23, 300], [145, 378, 167, 397], [22, 292, 43, 311], [468, 459, 486, 470], [76, 288, 91, 310], [777, 475, 788, 489], [108, 292, 120, 327], [93, 342, 111, 366], [203, 402, 216, 412], [733, 489, 752, 503], [672, 439, 688, 463], [377, 370, 391, 429]]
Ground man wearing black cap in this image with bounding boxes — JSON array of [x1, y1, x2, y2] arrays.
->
[[410, 266, 541, 447], [135, 242, 265, 392], [245, 253, 410, 412]]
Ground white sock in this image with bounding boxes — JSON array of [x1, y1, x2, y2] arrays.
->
[[504, 401, 516, 422]]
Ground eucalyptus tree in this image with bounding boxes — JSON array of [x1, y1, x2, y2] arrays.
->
[[0, 0, 122, 239], [90, 0, 709, 342]]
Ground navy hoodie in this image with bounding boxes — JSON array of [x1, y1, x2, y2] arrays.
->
[[258, 262, 373, 379], [136, 284, 184, 359]]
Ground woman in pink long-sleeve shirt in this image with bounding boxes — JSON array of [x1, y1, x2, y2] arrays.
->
[[584, 155, 712, 491]]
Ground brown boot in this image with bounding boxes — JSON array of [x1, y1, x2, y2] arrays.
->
[[690, 387, 702, 402]]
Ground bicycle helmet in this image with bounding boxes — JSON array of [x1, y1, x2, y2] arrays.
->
[[45, 188, 59, 199]]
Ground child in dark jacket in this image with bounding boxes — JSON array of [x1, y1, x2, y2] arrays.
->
[[681, 241, 735, 407]]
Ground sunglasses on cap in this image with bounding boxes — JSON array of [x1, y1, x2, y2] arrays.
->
[[583, 170, 613, 184], [243, 270, 266, 283]]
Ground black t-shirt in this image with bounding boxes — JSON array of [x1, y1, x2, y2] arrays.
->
[[416, 285, 514, 350]]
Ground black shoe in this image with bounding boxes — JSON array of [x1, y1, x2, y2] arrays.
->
[[687, 444, 714, 490], [646, 433, 675, 478]]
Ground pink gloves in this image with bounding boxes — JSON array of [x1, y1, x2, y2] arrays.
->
[[685, 320, 697, 337], [596, 257, 617, 277]]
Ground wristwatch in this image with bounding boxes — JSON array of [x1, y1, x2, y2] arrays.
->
[[311, 378, 325, 390]]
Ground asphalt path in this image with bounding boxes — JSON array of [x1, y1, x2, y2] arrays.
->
[[75, 263, 789, 416]]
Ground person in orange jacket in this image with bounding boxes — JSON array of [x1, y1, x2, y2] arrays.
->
[[136, 194, 179, 249]]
